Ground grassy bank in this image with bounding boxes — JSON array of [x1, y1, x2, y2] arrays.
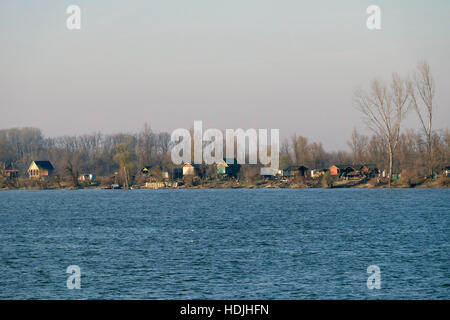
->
[[1, 175, 449, 190]]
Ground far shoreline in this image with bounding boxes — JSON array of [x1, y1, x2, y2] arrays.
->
[[1, 176, 449, 191]]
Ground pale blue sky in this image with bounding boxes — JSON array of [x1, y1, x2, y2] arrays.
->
[[1, 0, 449, 150]]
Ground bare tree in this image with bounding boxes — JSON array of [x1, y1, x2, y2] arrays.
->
[[114, 140, 135, 189], [308, 142, 327, 169], [291, 134, 309, 165], [280, 138, 290, 155], [354, 74, 410, 187], [396, 129, 421, 172], [410, 61, 435, 177], [137, 123, 153, 169], [444, 127, 450, 164], [367, 135, 386, 169], [64, 156, 80, 188], [347, 128, 368, 165]]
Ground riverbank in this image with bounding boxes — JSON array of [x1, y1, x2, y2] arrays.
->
[[1, 176, 449, 190]]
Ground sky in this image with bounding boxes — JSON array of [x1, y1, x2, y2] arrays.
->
[[1, 0, 449, 151]]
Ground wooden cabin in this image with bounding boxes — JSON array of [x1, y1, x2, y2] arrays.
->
[[141, 166, 169, 180], [444, 166, 450, 177], [285, 165, 309, 178], [4, 169, 19, 179], [141, 166, 153, 176], [311, 168, 328, 179], [170, 168, 183, 180], [330, 164, 356, 177], [1, 164, 19, 179], [360, 164, 379, 177], [217, 158, 241, 177], [182, 163, 201, 176], [28, 161, 54, 179]]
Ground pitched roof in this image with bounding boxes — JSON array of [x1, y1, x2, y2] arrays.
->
[[332, 164, 355, 170], [33, 161, 54, 170], [223, 158, 240, 165], [217, 160, 228, 168], [183, 163, 201, 168]]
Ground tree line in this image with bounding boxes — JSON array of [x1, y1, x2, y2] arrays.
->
[[0, 62, 449, 186]]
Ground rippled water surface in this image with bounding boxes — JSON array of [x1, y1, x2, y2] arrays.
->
[[0, 189, 449, 299]]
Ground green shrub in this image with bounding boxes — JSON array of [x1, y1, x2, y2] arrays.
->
[[321, 172, 334, 188]]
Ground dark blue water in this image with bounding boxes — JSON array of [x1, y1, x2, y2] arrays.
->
[[0, 189, 449, 299]]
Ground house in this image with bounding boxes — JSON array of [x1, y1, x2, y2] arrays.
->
[[285, 166, 308, 178], [141, 166, 153, 176], [78, 174, 96, 182], [343, 166, 358, 177], [5, 169, 19, 179], [330, 165, 356, 177], [169, 167, 183, 180], [2, 166, 19, 180], [182, 163, 195, 176], [261, 167, 278, 179], [1, 163, 19, 179], [141, 166, 169, 179], [311, 168, 328, 179], [329, 165, 341, 176], [183, 163, 201, 176], [443, 166, 450, 177], [346, 168, 361, 178], [28, 161, 54, 179], [360, 164, 379, 177], [217, 158, 241, 177]]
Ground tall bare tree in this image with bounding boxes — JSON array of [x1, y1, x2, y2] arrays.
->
[[410, 61, 435, 177], [347, 128, 368, 165], [137, 123, 153, 169], [308, 142, 327, 169], [114, 140, 135, 189], [367, 135, 386, 169], [291, 134, 309, 165], [354, 74, 410, 187], [63, 151, 80, 188]]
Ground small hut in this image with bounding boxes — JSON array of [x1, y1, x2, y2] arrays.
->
[[217, 158, 241, 177], [285, 166, 309, 178]]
